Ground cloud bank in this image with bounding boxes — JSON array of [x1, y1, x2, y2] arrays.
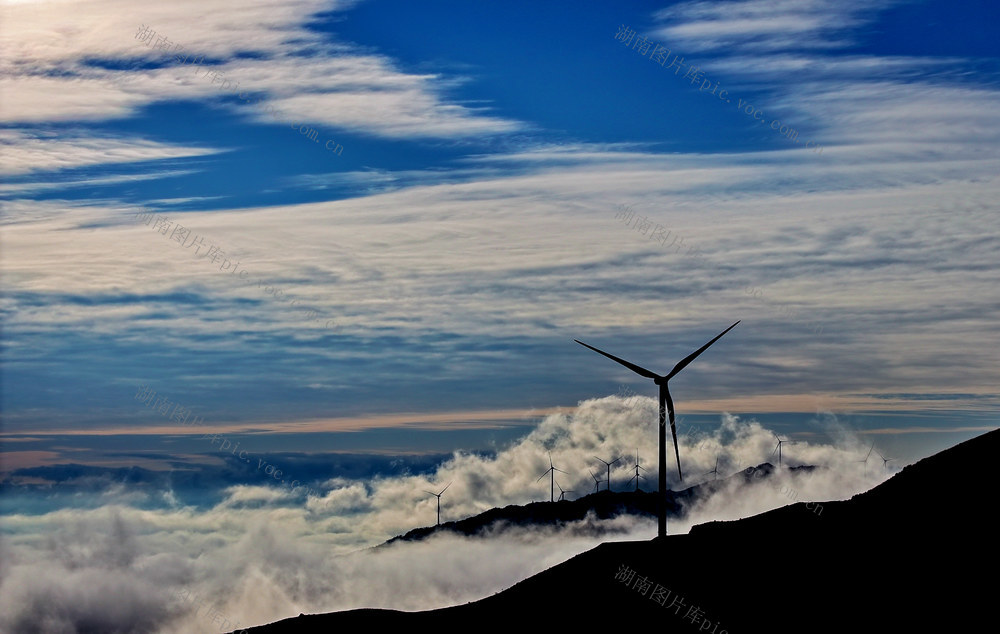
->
[[1, 396, 898, 632]]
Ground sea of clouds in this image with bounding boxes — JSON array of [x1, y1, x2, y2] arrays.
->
[[0, 395, 893, 632]]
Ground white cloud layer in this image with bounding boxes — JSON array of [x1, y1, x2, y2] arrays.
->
[[653, 0, 899, 52], [0, 397, 897, 632], [0, 0, 520, 136], [4, 128, 998, 408], [0, 129, 217, 176], [4, 0, 998, 418]]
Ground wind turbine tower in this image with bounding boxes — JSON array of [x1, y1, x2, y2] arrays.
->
[[590, 470, 604, 493], [556, 481, 575, 501], [705, 456, 720, 481], [859, 440, 875, 475], [628, 449, 647, 492], [423, 482, 451, 526], [772, 433, 797, 467], [575, 320, 740, 538], [594, 455, 622, 492], [877, 451, 894, 472], [537, 453, 567, 503]]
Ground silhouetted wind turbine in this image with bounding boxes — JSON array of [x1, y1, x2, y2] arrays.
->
[[705, 456, 720, 481], [555, 480, 575, 501], [877, 451, 894, 471], [537, 453, 567, 502], [594, 455, 622, 492], [772, 433, 796, 467], [627, 449, 647, 492], [858, 440, 874, 475], [590, 470, 604, 493], [423, 482, 451, 526], [575, 320, 740, 538]]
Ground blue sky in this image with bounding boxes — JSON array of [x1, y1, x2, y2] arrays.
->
[[2, 3, 999, 631], [2, 0, 999, 474]]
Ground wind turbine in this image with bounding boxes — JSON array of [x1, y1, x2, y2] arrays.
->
[[555, 480, 575, 501], [858, 440, 874, 475], [627, 449, 647, 492], [705, 456, 720, 481], [576, 320, 740, 538], [594, 455, 622, 492], [589, 470, 604, 493], [877, 451, 894, 471], [423, 482, 451, 526], [537, 453, 567, 502], [772, 433, 796, 467]]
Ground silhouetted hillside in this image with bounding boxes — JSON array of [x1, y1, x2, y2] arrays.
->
[[234, 429, 997, 631], [382, 462, 814, 546]]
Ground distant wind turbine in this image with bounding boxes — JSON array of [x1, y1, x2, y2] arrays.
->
[[589, 470, 604, 494], [627, 449, 647, 492], [772, 433, 797, 467], [555, 480, 575, 502], [858, 440, 875, 475], [423, 482, 451, 526], [537, 453, 567, 503], [705, 456, 720, 481], [594, 455, 622, 492], [575, 320, 740, 538], [877, 451, 894, 471]]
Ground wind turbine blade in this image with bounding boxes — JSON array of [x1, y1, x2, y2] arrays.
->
[[665, 320, 740, 380], [610, 457, 622, 465], [422, 491, 437, 496], [865, 441, 874, 460], [439, 482, 452, 496], [553, 467, 568, 474], [574, 340, 661, 379], [536, 469, 551, 482], [666, 388, 682, 479]]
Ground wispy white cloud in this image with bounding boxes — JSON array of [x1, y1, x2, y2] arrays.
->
[[0, 129, 217, 176], [3, 0, 998, 429], [642, 0, 1000, 162], [3, 129, 999, 416], [0, 0, 521, 137], [652, 0, 899, 53]]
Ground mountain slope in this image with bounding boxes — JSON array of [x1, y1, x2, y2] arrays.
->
[[382, 462, 812, 546], [237, 429, 998, 631]]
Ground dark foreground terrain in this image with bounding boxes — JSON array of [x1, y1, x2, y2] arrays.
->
[[380, 462, 813, 546], [236, 428, 998, 632]]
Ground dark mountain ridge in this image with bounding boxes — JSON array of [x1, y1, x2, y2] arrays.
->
[[236, 429, 997, 631], [382, 462, 814, 546]]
